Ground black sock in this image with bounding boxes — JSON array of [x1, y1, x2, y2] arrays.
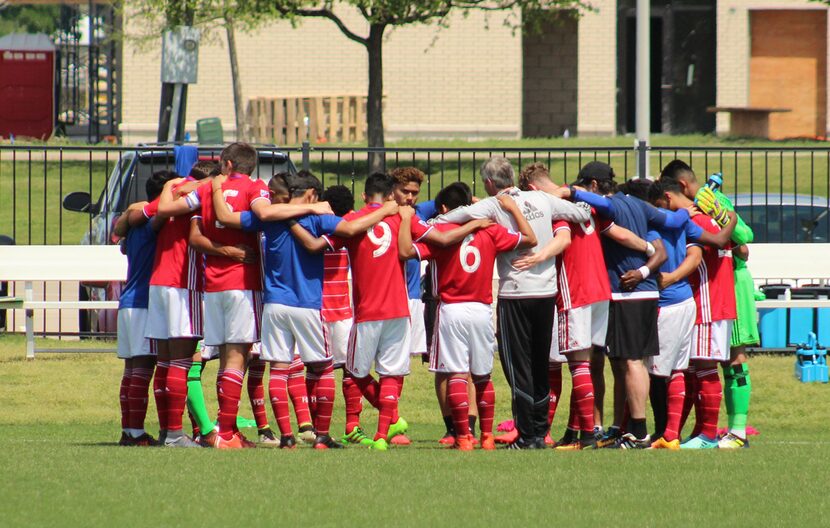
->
[[443, 415, 454, 435], [630, 418, 648, 440], [562, 427, 578, 444], [649, 375, 668, 439], [468, 416, 477, 437]]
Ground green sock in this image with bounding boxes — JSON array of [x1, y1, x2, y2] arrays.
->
[[729, 364, 751, 438], [722, 364, 736, 430], [186, 361, 214, 434]]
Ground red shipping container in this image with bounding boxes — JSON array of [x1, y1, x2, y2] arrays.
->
[[0, 33, 55, 140]]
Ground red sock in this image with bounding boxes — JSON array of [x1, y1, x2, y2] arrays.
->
[[120, 367, 132, 430], [548, 363, 563, 426], [267, 367, 292, 436], [696, 367, 722, 439], [305, 370, 319, 419], [247, 358, 269, 430], [375, 376, 401, 440], [128, 366, 153, 431], [153, 361, 169, 431], [447, 377, 470, 437], [311, 363, 335, 435], [569, 361, 595, 434], [216, 367, 244, 440], [474, 376, 495, 434], [165, 358, 192, 432], [342, 373, 364, 433], [391, 377, 404, 423], [663, 370, 686, 441], [353, 374, 380, 409], [288, 357, 312, 427], [681, 368, 698, 437]]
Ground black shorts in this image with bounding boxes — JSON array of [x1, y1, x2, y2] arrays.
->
[[606, 298, 659, 360]]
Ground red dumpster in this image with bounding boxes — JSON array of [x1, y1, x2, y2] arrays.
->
[[0, 33, 55, 140]]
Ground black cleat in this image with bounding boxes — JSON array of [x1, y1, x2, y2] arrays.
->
[[279, 434, 297, 449], [611, 433, 652, 449], [314, 434, 345, 449], [503, 437, 543, 450]]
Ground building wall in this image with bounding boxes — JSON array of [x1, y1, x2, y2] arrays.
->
[[576, 0, 617, 136], [717, 1, 830, 135], [120, 8, 523, 144]]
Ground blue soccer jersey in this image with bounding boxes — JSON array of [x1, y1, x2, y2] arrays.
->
[[240, 212, 343, 308], [119, 222, 157, 310], [405, 200, 437, 299], [654, 215, 704, 307]]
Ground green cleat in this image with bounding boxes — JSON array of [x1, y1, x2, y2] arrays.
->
[[680, 434, 719, 449], [343, 426, 374, 446], [386, 417, 409, 441], [369, 438, 389, 451]]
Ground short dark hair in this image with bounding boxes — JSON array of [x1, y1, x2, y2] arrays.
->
[[660, 159, 695, 183], [146, 170, 177, 202], [269, 172, 290, 196], [321, 185, 355, 217], [220, 142, 257, 176], [619, 179, 652, 201], [190, 160, 221, 180], [435, 182, 473, 212], [364, 172, 395, 198], [286, 170, 323, 198]]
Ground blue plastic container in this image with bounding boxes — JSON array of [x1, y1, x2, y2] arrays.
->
[[794, 333, 829, 384], [759, 285, 789, 348]]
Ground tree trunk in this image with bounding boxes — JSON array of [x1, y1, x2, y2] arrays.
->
[[225, 16, 246, 141], [366, 23, 386, 174]]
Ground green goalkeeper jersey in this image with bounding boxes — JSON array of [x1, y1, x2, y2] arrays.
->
[[714, 190, 753, 271]]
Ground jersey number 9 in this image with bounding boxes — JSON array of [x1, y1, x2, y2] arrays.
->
[[368, 221, 392, 258]]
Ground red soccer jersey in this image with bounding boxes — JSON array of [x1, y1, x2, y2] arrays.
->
[[145, 179, 204, 291], [189, 173, 269, 292], [414, 223, 521, 305], [326, 203, 431, 323], [321, 249, 353, 322], [687, 214, 737, 324], [555, 213, 612, 311]]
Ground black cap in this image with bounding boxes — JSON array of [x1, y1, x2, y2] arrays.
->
[[577, 161, 615, 185]]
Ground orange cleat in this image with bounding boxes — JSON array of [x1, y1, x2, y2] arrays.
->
[[390, 434, 411, 446], [453, 435, 474, 451], [439, 433, 456, 446], [237, 432, 256, 448], [544, 433, 555, 446], [480, 432, 496, 450], [213, 433, 245, 450], [495, 428, 519, 444]]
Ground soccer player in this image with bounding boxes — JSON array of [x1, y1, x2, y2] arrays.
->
[[399, 184, 537, 450], [211, 170, 398, 449], [663, 160, 756, 448], [436, 157, 591, 449], [113, 170, 175, 446]]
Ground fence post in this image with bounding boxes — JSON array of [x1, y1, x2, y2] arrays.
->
[[637, 140, 649, 179], [301, 141, 310, 171]]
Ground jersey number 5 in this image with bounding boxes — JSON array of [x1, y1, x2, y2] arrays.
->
[[368, 221, 392, 258], [459, 234, 481, 273]]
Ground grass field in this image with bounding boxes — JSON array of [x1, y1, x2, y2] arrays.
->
[[1, 333, 829, 526]]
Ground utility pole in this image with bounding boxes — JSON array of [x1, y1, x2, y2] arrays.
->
[[636, 0, 650, 179]]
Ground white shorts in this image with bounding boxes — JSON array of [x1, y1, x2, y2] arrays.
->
[[346, 317, 411, 378], [549, 310, 567, 363], [558, 300, 609, 353], [409, 299, 427, 355], [145, 286, 203, 339], [117, 308, 155, 359], [429, 302, 496, 376], [200, 341, 220, 361], [260, 303, 330, 364], [691, 319, 734, 362], [204, 290, 262, 346], [646, 298, 696, 377], [325, 318, 353, 367]]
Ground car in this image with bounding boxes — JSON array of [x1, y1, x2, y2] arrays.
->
[[62, 144, 297, 334], [728, 193, 830, 243]]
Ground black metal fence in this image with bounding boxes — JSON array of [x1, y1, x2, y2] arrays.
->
[[1, 142, 830, 338]]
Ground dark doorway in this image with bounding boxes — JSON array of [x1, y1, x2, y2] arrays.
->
[[618, 1, 716, 134]]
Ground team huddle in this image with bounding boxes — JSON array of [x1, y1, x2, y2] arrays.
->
[[114, 142, 755, 451]]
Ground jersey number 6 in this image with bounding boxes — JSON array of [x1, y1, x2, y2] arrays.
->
[[459, 234, 481, 273]]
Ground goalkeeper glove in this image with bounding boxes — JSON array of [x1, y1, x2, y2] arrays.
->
[[695, 186, 730, 227]]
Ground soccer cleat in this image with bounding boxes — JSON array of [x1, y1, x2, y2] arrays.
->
[[298, 424, 317, 444], [453, 435, 474, 451], [164, 433, 202, 448], [157, 430, 167, 446], [199, 430, 217, 448], [439, 433, 456, 446], [369, 438, 389, 451], [554, 441, 582, 451], [612, 433, 652, 449], [503, 437, 542, 450], [595, 427, 622, 449], [213, 433, 244, 450], [343, 426, 374, 446], [387, 417, 409, 441], [119, 432, 132, 446], [390, 434, 411, 446], [680, 434, 719, 449], [258, 427, 279, 446], [279, 434, 298, 449], [480, 433, 496, 450], [495, 428, 519, 444], [132, 433, 159, 447], [237, 432, 256, 448], [543, 433, 555, 446], [650, 437, 680, 450], [314, 434, 345, 450], [718, 432, 748, 449]]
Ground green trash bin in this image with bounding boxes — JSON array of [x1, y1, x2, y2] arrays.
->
[[196, 117, 223, 144]]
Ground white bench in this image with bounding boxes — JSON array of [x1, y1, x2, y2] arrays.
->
[[748, 243, 830, 308], [0, 245, 127, 358]]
